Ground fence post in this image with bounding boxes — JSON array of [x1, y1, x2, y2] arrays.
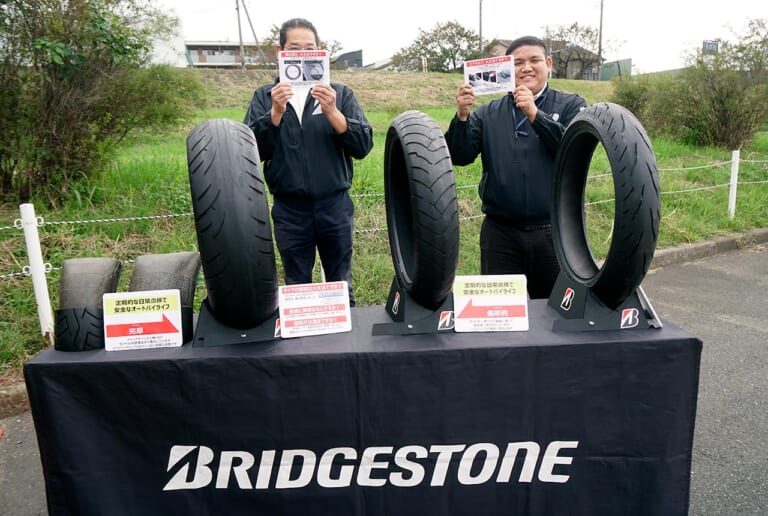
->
[[728, 149, 740, 220], [20, 203, 54, 346]]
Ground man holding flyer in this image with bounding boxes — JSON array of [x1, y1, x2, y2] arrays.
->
[[244, 18, 373, 305], [445, 36, 586, 299]]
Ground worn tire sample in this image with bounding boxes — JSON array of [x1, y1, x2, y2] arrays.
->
[[55, 257, 122, 351], [187, 119, 278, 329], [129, 252, 201, 307], [552, 102, 661, 309], [384, 110, 460, 310], [54, 307, 105, 351], [58, 257, 122, 309]]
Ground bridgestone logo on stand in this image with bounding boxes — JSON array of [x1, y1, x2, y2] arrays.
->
[[560, 288, 575, 311], [620, 308, 640, 329], [163, 441, 579, 491]]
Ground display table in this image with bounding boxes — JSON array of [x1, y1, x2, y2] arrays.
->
[[24, 301, 702, 516]]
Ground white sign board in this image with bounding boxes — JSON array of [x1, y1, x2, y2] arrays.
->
[[278, 281, 352, 338], [452, 275, 529, 332], [463, 55, 515, 95], [103, 289, 183, 351], [279, 50, 331, 85]]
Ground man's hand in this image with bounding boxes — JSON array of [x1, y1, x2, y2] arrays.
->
[[270, 82, 293, 126], [513, 85, 537, 122], [311, 83, 347, 133], [456, 84, 475, 122]]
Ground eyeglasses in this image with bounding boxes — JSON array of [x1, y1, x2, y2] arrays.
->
[[284, 44, 318, 51]]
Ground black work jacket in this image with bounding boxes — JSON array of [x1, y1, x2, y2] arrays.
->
[[244, 80, 373, 199], [445, 87, 586, 224]]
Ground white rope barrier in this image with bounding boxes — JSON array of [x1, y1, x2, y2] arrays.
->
[[2, 153, 766, 288]]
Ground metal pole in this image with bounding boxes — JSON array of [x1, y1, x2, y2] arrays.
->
[[236, 0, 245, 68], [479, 0, 483, 53], [20, 203, 54, 346], [597, 0, 604, 80], [728, 149, 740, 219]]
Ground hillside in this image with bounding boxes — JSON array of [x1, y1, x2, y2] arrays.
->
[[186, 68, 616, 112]]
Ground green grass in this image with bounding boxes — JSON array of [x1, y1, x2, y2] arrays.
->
[[1, 70, 766, 373]]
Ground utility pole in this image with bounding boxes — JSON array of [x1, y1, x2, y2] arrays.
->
[[597, 0, 604, 80], [479, 0, 483, 53], [236, 0, 245, 69]]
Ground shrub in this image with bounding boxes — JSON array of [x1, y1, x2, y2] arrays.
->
[[0, 0, 204, 204]]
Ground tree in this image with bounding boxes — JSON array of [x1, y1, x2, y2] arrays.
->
[[391, 21, 481, 73], [611, 17, 768, 149], [543, 23, 602, 80], [0, 0, 204, 203]]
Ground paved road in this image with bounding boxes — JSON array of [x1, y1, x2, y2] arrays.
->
[[1, 243, 766, 515], [642, 243, 768, 515]]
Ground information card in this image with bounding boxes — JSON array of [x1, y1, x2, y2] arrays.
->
[[279, 50, 331, 85], [103, 289, 183, 350], [463, 55, 515, 95], [278, 281, 352, 338], [452, 274, 529, 332]]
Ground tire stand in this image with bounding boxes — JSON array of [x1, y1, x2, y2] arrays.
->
[[547, 272, 662, 332], [372, 277, 455, 336], [192, 299, 279, 347]]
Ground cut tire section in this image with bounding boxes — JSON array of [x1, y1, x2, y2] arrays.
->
[[58, 257, 122, 309], [384, 110, 460, 310], [552, 102, 661, 309], [187, 118, 278, 329], [54, 307, 105, 351], [129, 252, 201, 307]]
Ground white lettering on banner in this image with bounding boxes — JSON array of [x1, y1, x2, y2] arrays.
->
[[162, 441, 579, 491]]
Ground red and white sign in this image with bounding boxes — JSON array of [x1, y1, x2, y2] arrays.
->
[[278, 281, 351, 338], [452, 275, 529, 332], [103, 289, 183, 351]]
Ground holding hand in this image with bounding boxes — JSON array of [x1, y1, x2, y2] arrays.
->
[[513, 85, 537, 122], [270, 82, 293, 125], [456, 84, 475, 122]]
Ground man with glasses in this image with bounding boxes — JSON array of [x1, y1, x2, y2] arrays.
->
[[244, 18, 373, 305], [445, 35, 587, 299]]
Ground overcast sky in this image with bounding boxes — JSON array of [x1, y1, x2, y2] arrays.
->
[[154, 0, 763, 73]]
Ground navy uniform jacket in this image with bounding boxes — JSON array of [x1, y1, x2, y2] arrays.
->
[[244, 80, 373, 199], [445, 86, 586, 225]]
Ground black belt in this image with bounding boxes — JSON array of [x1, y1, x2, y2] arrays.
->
[[518, 223, 552, 231]]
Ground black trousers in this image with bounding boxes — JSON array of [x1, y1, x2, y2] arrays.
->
[[271, 191, 355, 305], [479, 216, 560, 299]]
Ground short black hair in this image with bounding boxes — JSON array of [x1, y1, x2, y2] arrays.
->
[[505, 36, 547, 56], [279, 18, 319, 48]]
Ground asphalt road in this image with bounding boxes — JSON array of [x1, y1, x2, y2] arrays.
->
[[1, 243, 766, 515]]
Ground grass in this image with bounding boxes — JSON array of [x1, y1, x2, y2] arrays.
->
[[0, 69, 766, 374]]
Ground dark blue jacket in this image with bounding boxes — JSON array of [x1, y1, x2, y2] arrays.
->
[[445, 86, 586, 224], [244, 80, 373, 199]]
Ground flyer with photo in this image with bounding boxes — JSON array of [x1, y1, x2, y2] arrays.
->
[[279, 50, 331, 85], [463, 55, 515, 95]]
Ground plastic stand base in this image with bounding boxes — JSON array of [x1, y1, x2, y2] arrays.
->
[[372, 277, 456, 336], [192, 299, 279, 347], [547, 272, 662, 332]]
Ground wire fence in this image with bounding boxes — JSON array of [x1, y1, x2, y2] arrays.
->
[[2, 152, 767, 283]]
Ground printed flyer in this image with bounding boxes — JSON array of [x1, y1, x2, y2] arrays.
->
[[463, 55, 515, 95], [279, 50, 331, 85]]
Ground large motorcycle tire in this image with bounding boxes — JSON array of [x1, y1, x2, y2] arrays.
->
[[187, 118, 278, 329], [552, 102, 661, 309], [384, 110, 460, 310]]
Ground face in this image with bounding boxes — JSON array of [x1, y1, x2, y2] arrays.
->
[[279, 27, 318, 52], [511, 44, 552, 94]]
